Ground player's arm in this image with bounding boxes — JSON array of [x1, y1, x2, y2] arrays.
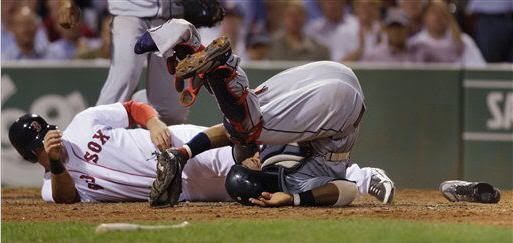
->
[[58, 0, 80, 29], [249, 180, 357, 207], [44, 130, 80, 204], [123, 101, 172, 150]]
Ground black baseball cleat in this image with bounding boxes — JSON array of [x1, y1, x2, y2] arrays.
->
[[439, 180, 501, 203], [175, 36, 232, 80], [149, 148, 188, 208], [368, 168, 395, 204]]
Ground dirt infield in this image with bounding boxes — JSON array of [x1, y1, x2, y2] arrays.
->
[[2, 188, 512, 227]]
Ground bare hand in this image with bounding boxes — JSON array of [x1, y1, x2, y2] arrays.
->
[[58, 0, 80, 29], [249, 192, 294, 207], [44, 130, 63, 161], [241, 155, 262, 171], [146, 117, 172, 151]]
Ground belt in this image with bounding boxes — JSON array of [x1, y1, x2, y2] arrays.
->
[[324, 152, 350, 161]]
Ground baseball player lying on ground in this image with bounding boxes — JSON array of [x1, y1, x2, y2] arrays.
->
[[8, 102, 388, 206], [8, 101, 235, 203], [136, 26, 397, 208]]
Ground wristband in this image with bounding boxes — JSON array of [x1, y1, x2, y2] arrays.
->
[[292, 193, 300, 206], [298, 190, 316, 206], [49, 159, 65, 174]]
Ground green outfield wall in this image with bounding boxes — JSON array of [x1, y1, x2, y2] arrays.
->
[[1, 61, 511, 189]]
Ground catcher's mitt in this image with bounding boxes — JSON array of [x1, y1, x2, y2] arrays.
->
[[181, 0, 225, 28], [149, 148, 186, 208]]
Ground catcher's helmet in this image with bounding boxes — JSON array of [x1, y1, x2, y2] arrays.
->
[[9, 114, 56, 163], [225, 165, 280, 205]]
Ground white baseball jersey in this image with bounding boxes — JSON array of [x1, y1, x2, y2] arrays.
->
[[41, 103, 234, 203], [108, 0, 173, 18]]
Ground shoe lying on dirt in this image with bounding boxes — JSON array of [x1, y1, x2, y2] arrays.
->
[[439, 180, 500, 203]]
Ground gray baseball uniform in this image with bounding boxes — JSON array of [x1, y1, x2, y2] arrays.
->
[[96, 1, 188, 125], [223, 60, 365, 153], [218, 60, 369, 195]]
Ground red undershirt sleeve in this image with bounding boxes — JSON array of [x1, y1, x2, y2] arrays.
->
[[123, 100, 158, 128]]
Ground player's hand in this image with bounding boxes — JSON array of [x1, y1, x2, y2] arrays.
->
[[249, 192, 294, 207], [146, 117, 172, 151], [241, 156, 262, 171], [58, 0, 80, 29], [44, 130, 63, 161]]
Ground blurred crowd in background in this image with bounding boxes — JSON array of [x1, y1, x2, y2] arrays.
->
[[2, 0, 513, 66]]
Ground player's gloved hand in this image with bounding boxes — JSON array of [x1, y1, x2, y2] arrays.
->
[[58, 0, 81, 29], [146, 117, 172, 150], [44, 130, 63, 161], [249, 192, 294, 207]]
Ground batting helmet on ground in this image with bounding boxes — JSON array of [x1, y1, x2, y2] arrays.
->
[[9, 114, 56, 163], [225, 165, 281, 205]]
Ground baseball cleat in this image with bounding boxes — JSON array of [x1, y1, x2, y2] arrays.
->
[[149, 148, 187, 208], [134, 31, 158, 54], [175, 36, 232, 80], [439, 180, 500, 203], [368, 168, 395, 204]]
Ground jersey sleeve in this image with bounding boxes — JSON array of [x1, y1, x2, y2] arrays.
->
[[73, 103, 130, 129], [41, 173, 55, 203]]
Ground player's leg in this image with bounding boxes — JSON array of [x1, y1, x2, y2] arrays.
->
[[96, 16, 147, 105], [175, 37, 264, 145], [270, 84, 361, 144], [146, 55, 189, 125]]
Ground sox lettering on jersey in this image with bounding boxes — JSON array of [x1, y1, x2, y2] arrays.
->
[[83, 129, 111, 163]]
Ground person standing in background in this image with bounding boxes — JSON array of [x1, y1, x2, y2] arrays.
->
[[2, 6, 46, 60], [468, 0, 513, 62], [361, 9, 415, 63], [398, 0, 427, 36], [409, 0, 485, 67], [245, 33, 270, 61], [341, 0, 382, 62], [305, 0, 358, 61], [44, 18, 100, 60], [268, 2, 329, 61]]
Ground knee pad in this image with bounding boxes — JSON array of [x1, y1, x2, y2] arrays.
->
[[329, 180, 358, 207]]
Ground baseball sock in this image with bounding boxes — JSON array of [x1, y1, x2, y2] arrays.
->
[[183, 132, 211, 158]]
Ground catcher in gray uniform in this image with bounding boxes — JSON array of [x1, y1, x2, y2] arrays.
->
[[136, 29, 395, 207], [58, 0, 223, 125]]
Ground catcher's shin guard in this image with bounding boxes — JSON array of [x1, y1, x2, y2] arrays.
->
[[206, 61, 263, 144]]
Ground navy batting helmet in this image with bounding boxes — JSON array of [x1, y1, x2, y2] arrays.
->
[[8, 114, 56, 163], [225, 165, 280, 205]]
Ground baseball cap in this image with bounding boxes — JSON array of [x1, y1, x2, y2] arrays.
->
[[384, 9, 409, 27]]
